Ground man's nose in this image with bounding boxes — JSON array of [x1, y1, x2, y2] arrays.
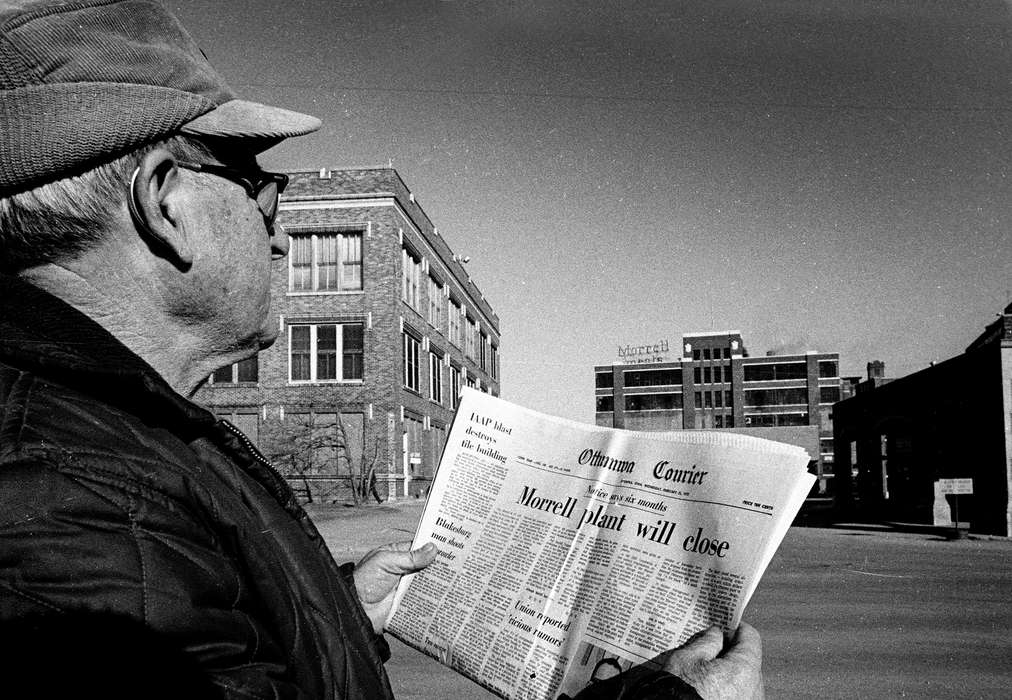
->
[[270, 223, 289, 259]]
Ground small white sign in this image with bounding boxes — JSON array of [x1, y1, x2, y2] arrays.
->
[[937, 478, 973, 495]]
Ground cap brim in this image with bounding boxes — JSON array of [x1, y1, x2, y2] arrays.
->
[[180, 99, 321, 143]]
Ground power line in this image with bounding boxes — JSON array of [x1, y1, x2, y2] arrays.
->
[[232, 81, 1012, 114]]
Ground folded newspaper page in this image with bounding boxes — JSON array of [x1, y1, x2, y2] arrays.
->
[[387, 388, 814, 700]]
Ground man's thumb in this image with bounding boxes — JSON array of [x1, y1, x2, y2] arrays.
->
[[401, 542, 438, 572]]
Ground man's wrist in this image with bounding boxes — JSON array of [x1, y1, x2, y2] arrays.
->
[[569, 668, 704, 700], [339, 562, 391, 662]]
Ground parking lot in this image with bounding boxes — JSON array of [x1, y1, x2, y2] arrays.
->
[[309, 502, 1012, 699]]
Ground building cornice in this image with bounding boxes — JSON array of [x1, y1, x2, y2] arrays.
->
[[280, 190, 500, 337]]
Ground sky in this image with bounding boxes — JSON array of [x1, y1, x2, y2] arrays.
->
[[174, 0, 1012, 423]]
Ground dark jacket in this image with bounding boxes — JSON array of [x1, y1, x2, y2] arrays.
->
[[0, 276, 394, 699]]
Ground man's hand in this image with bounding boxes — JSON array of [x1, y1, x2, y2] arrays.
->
[[661, 623, 764, 700], [353, 542, 438, 633]]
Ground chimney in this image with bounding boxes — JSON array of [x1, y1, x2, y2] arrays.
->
[[867, 361, 885, 380]]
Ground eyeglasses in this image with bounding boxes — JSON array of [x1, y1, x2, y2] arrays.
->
[[176, 160, 288, 228]]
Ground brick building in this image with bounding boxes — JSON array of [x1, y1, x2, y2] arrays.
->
[[833, 303, 1012, 535], [594, 332, 840, 494], [195, 168, 501, 502]]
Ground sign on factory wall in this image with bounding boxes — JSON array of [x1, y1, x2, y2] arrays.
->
[[617, 339, 671, 364], [936, 478, 973, 495]]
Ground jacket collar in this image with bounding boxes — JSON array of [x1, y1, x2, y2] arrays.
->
[[0, 274, 218, 441], [0, 274, 304, 515]]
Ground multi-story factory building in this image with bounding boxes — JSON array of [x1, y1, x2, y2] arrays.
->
[[195, 168, 501, 502], [595, 331, 840, 494]]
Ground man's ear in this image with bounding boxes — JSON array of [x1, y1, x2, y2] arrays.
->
[[128, 149, 193, 267]]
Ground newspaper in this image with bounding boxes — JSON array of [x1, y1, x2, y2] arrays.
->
[[387, 388, 815, 700]]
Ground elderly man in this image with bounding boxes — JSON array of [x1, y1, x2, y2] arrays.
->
[[0, 1, 761, 698]]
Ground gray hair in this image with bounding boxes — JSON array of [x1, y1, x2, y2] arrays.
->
[[0, 136, 212, 273]]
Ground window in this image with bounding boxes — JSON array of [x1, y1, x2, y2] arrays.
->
[[317, 324, 337, 379], [596, 372, 615, 388], [209, 355, 258, 384], [714, 415, 724, 428], [725, 414, 734, 427], [693, 367, 701, 384], [427, 275, 443, 329], [745, 412, 809, 427], [713, 365, 722, 383], [429, 350, 443, 404], [403, 414, 423, 475], [403, 331, 420, 392], [291, 326, 310, 380], [715, 391, 723, 408], [819, 386, 841, 404], [272, 411, 363, 477], [744, 362, 807, 382], [236, 357, 259, 383], [703, 348, 711, 360], [479, 331, 489, 371], [449, 364, 461, 409], [744, 388, 808, 406], [290, 231, 362, 292], [490, 344, 499, 380], [694, 392, 702, 408], [725, 390, 733, 407], [692, 349, 701, 360], [448, 299, 462, 347], [819, 361, 839, 378], [402, 247, 421, 309], [289, 323, 363, 382], [343, 324, 364, 379], [705, 391, 713, 408], [723, 348, 731, 359], [465, 317, 477, 359], [625, 393, 682, 411], [703, 367, 711, 383], [466, 374, 477, 389], [597, 396, 615, 412], [428, 421, 447, 476], [307, 412, 338, 475], [624, 368, 682, 387]]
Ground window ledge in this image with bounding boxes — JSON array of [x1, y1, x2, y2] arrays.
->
[[288, 379, 365, 385], [287, 290, 364, 297]]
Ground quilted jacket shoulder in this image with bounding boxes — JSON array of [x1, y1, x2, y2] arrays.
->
[[0, 276, 393, 699]]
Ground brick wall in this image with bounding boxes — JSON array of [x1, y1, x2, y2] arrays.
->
[[196, 168, 501, 503]]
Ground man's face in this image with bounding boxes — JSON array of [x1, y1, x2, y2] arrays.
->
[[172, 147, 287, 353]]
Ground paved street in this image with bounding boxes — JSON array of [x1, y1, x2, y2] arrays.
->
[[308, 502, 1012, 699]]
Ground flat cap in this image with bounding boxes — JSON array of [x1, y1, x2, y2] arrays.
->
[[0, 0, 321, 196]]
